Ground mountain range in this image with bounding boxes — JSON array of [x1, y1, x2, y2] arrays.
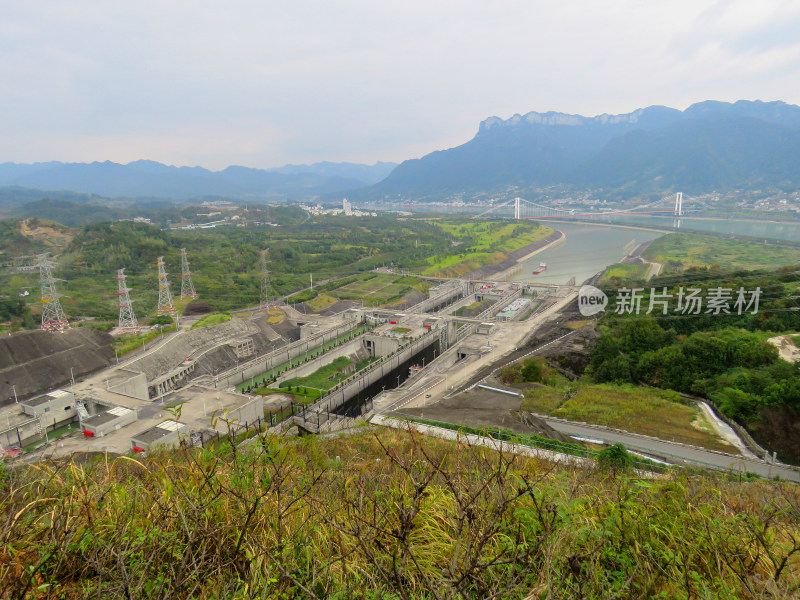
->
[[358, 100, 800, 200], [2, 100, 799, 204], [0, 160, 396, 202]]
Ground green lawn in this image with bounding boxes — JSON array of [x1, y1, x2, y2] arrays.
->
[[191, 312, 232, 329], [112, 325, 177, 356], [601, 263, 649, 281], [643, 233, 800, 271], [280, 356, 354, 391], [422, 220, 555, 277], [286, 273, 431, 308]]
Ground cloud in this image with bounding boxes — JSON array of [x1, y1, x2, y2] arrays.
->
[[1, 1, 798, 169]]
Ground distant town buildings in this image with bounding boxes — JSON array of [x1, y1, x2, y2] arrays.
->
[[305, 199, 377, 217]]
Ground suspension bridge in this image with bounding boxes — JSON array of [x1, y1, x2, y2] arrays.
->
[[475, 192, 687, 220]]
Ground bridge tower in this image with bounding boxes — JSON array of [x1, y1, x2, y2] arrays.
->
[[180, 248, 197, 298], [514, 197, 521, 219], [674, 192, 683, 216], [156, 256, 176, 316], [37, 254, 70, 332], [116, 268, 139, 333]]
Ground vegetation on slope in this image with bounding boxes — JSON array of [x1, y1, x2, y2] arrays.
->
[[583, 250, 800, 462], [1, 428, 798, 599], [191, 312, 232, 329], [2, 214, 548, 322], [643, 233, 800, 272], [421, 221, 553, 277]]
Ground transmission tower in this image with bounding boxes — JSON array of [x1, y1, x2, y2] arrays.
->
[[36, 254, 70, 332], [260, 249, 274, 309], [156, 256, 176, 316], [116, 268, 139, 333], [180, 248, 197, 298]]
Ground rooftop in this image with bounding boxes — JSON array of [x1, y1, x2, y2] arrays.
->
[[22, 389, 73, 407], [132, 421, 189, 444], [83, 406, 134, 427]]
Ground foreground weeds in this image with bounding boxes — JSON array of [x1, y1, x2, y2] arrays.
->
[[1, 429, 799, 599]]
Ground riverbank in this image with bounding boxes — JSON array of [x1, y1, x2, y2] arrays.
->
[[465, 230, 566, 281]]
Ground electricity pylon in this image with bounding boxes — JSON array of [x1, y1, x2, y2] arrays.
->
[[156, 256, 176, 316], [180, 248, 197, 298], [116, 268, 139, 333], [37, 254, 70, 332], [260, 249, 274, 309]]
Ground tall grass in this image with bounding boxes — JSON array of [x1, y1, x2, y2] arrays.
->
[[1, 429, 798, 599]]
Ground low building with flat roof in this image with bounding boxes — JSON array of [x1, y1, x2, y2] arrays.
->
[[20, 389, 76, 430], [130, 421, 189, 452], [82, 405, 137, 438]]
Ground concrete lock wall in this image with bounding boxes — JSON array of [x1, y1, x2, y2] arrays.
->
[[415, 286, 463, 314], [362, 334, 402, 358], [310, 331, 438, 414], [109, 371, 149, 400], [218, 395, 264, 431], [212, 319, 363, 389]]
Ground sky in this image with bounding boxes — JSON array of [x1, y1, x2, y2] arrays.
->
[[2, 0, 799, 170]]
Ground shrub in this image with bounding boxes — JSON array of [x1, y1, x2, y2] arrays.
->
[[598, 443, 634, 474]]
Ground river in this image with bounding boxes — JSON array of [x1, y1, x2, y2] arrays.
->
[[511, 215, 800, 285]]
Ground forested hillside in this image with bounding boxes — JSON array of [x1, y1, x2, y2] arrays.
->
[[1, 213, 548, 321], [591, 266, 800, 461]]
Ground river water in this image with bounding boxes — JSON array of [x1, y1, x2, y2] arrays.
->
[[512, 223, 662, 285], [511, 216, 800, 285]]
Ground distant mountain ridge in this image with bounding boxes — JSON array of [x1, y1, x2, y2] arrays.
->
[[361, 100, 800, 199], [0, 159, 395, 201], [267, 161, 396, 185]]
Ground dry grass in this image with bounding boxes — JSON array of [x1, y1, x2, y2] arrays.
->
[[553, 384, 737, 452], [521, 386, 568, 413], [1, 428, 798, 599], [266, 307, 285, 324], [305, 293, 339, 312]]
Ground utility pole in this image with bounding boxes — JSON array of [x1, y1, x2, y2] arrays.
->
[[156, 256, 176, 317], [36, 254, 70, 332], [116, 268, 140, 333], [180, 248, 197, 299]]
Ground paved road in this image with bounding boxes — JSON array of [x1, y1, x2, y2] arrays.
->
[[542, 418, 800, 482]]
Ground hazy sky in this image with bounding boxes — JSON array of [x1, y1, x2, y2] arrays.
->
[[2, 1, 799, 169]]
